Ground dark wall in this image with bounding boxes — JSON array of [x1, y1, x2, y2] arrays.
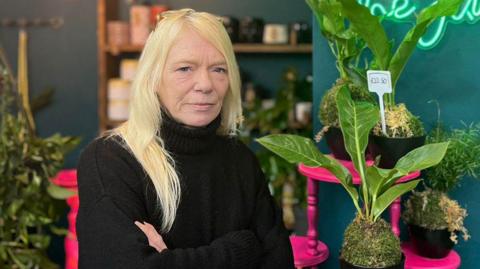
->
[[312, 11, 480, 269]]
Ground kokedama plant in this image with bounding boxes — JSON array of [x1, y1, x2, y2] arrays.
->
[[337, 0, 463, 138], [257, 86, 448, 268], [402, 122, 480, 258], [0, 47, 80, 268]]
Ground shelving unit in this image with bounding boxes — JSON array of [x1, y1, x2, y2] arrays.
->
[[97, 0, 312, 132]]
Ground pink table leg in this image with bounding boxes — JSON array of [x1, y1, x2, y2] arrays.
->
[[390, 197, 401, 237], [306, 177, 319, 256]]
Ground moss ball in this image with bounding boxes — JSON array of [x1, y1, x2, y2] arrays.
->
[[319, 79, 374, 127], [340, 217, 402, 268]]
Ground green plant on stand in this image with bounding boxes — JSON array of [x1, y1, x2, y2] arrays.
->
[[335, 0, 463, 168], [0, 47, 80, 268], [402, 121, 480, 258], [257, 86, 448, 268], [241, 67, 312, 230], [306, 0, 376, 160]]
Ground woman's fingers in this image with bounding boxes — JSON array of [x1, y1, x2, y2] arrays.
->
[[135, 221, 168, 252]]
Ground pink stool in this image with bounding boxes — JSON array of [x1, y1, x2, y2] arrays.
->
[[291, 158, 420, 268], [402, 242, 461, 269], [51, 169, 79, 269]]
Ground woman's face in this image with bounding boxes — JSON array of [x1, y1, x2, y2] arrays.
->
[[158, 27, 229, 127]]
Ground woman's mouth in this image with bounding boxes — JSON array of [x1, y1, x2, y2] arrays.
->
[[190, 103, 215, 111]]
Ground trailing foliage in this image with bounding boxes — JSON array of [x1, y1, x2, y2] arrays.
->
[[0, 48, 80, 268], [424, 123, 480, 192]]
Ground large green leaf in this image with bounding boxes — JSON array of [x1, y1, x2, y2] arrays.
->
[[256, 134, 360, 211], [389, 0, 464, 88], [306, 0, 344, 39], [380, 142, 449, 192], [372, 179, 420, 220], [337, 0, 391, 70], [336, 85, 379, 210]]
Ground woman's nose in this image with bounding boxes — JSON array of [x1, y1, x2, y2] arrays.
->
[[193, 69, 213, 93]]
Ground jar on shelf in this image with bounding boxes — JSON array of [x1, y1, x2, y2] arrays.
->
[[150, 5, 169, 27], [120, 59, 139, 81], [107, 21, 129, 46], [108, 78, 131, 121], [130, 4, 151, 46]]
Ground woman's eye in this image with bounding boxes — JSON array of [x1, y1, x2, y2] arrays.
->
[[213, 67, 227, 73], [177, 66, 191, 72]]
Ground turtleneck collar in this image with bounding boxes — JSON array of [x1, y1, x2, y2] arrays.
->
[[160, 111, 222, 154]]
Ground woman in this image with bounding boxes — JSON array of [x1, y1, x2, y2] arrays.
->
[[77, 9, 294, 268]]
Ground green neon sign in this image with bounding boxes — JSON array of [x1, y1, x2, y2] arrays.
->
[[358, 0, 480, 50]]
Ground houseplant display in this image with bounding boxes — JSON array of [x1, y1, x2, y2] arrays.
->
[[0, 47, 80, 268], [306, 0, 375, 160], [257, 86, 448, 268], [335, 0, 463, 168], [403, 122, 480, 258], [240, 68, 312, 230]]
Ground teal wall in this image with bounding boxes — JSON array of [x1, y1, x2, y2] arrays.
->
[[312, 13, 480, 269]]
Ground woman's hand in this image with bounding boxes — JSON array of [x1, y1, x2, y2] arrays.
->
[[135, 221, 168, 252]]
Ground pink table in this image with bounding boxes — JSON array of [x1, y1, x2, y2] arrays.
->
[[51, 169, 79, 269], [290, 158, 419, 268]]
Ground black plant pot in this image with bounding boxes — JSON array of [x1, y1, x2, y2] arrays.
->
[[368, 135, 426, 169], [339, 254, 405, 269], [324, 127, 351, 160], [408, 224, 455, 258]]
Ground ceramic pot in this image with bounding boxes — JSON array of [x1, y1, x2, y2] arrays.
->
[[408, 224, 454, 258]]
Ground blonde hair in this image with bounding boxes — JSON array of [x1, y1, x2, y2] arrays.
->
[[109, 9, 242, 232]]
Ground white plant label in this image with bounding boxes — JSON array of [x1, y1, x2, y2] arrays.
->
[[367, 70, 392, 135]]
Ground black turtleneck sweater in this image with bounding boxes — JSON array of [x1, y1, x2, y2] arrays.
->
[[76, 115, 294, 269]]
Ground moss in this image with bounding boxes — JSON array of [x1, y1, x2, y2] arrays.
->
[[341, 216, 401, 268], [372, 103, 425, 138], [403, 189, 470, 243], [319, 78, 374, 127]]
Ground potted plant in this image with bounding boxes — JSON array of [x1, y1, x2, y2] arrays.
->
[[240, 68, 312, 230], [402, 122, 480, 258], [306, 0, 375, 160], [257, 86, 448, 268], [336, 0, 463, 168], [0, 47, 80, 268]]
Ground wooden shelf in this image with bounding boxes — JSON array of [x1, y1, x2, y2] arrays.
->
[[233, 43, 312, 53], [105, 43, 312, 55]]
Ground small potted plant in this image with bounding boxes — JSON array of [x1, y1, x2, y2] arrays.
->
[[402, 122, 480, 258], [306, 0, 375, 160], [257, 86, 448, 268], [336, 0, 463, 168]]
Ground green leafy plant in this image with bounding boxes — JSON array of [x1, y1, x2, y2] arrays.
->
[[336, 0, 463, 137], [240, 68, 312, 229], [257, 86, 448, 267], [403, 122, 480, 243], [0, 47, 80, 268], [306, 0, 375, 129]]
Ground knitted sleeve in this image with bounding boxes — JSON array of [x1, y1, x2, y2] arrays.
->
[[76, 139, 262, 269], [247, 150, 295, 269]]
